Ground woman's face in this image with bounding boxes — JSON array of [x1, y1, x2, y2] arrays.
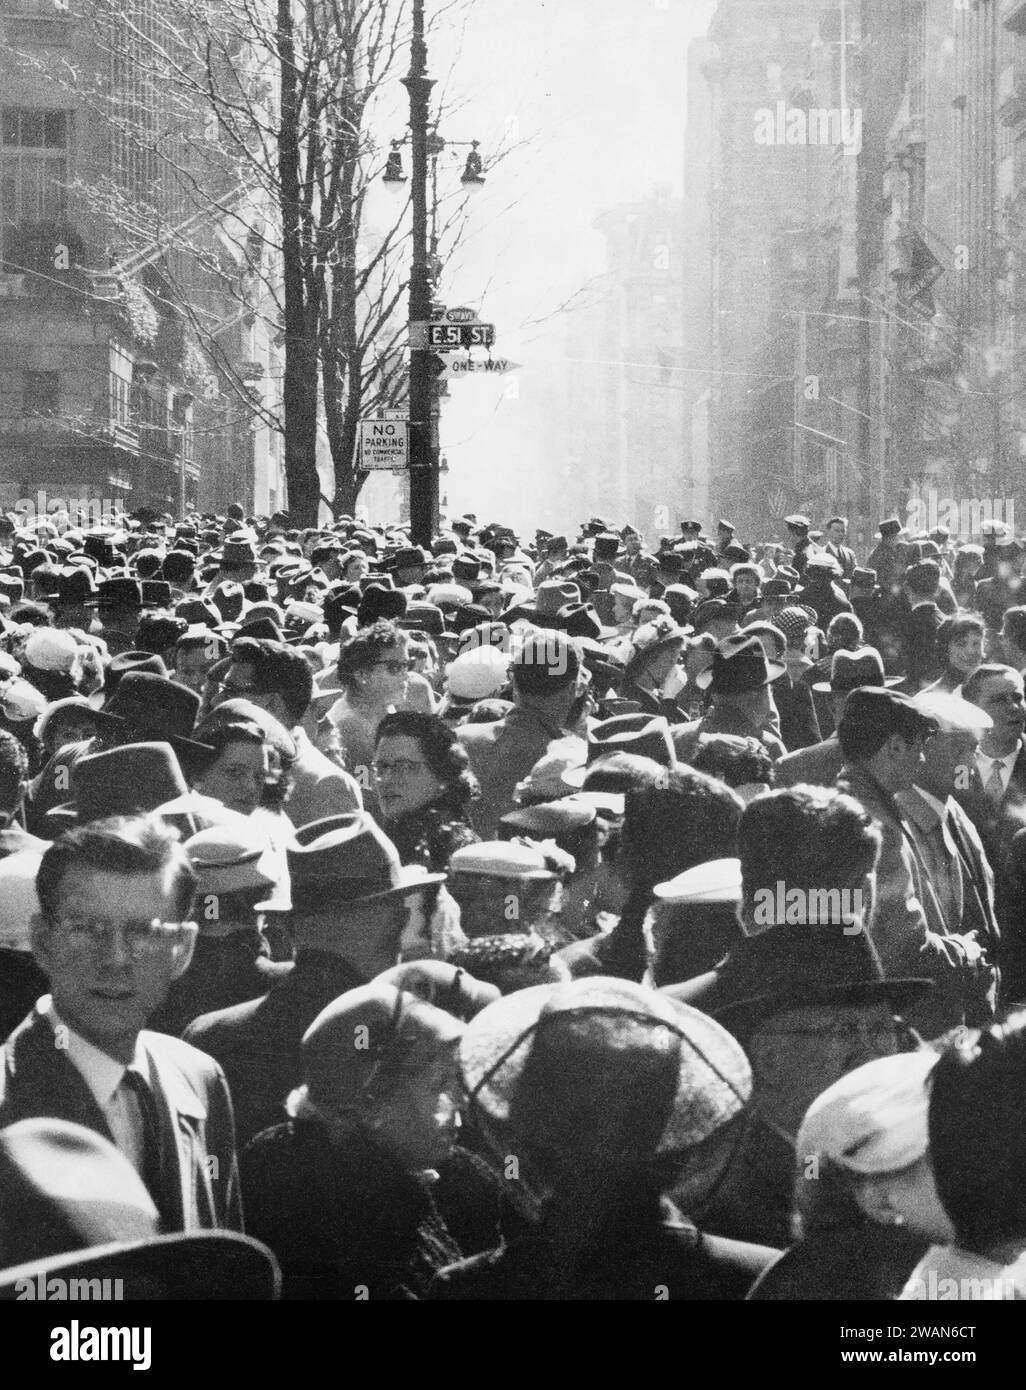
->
[[643, 640, 684, 687], [374, 733, 445, 820], [370, 1043, 462, 1170], [735, 573, 759, 605], [47, 715, 95, 757], [344, 554, 369, 583], [198, 738, 269, 816], [359, 646, 410, 707], [948, 629, 983, 675]]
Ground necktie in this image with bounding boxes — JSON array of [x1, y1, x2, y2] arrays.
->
[[122, 1067, 174, 1231], [984, 760, 1006, 803]]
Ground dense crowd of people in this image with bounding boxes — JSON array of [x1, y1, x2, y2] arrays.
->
[[1, 501, 1026, 1300]]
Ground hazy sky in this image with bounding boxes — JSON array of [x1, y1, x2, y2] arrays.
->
[[416, 0, 717, 527]]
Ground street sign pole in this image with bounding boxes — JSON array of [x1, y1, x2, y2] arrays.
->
[[403, 0, 437, 547]]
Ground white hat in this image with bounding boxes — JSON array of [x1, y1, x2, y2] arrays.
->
[[445, 646, 510, 701], [426, 583, 473, 608], [796, 1049, 940, 1176], [449, 841, 557, 880], [911, 690, 993, 734], [23, 627, 79, 674], [653, 858, 742, 906]]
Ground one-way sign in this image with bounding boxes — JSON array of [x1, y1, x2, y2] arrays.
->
[[441, 355, 521, 380]]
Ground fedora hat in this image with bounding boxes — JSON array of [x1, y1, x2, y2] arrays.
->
[[141, 579, 172, 608], [591, 532, 622, 563], [449, 840, 560, 882], [218, 533, 259, 566], [184, 822, 279, 898], [812, 646, 903, 695], [563, 713, 676, 786], [532, 579, 582, 618], [667, 924, 932, 1033], [877, 517, 903, 539], [0, 1119, 278, 1300], [696, 633, 785, 692], [84, 576, 143, 609], [461, 977, 752, 1159], [287, 811, 445, 901], [301, 982, 464, 1114], [46, 741, 190, 827], [91, 672, 211, 756], [53, 565, 96, 606]]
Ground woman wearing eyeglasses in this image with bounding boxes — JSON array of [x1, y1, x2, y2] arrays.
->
[[373, 711, 479, 873], [316, 620, 411, 812]]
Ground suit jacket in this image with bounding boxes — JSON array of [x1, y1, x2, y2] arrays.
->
[[0, 1002, 242, 1233], [774, 735, 844, 789], [771, 674, 821, 753], [840, 765, 987, 1036], [823, 542, 857, 582], [286, 727, 362, 830], [673, 706, 787, 763], [184, 951, 366, 1150], [457, 705, 578, 839]]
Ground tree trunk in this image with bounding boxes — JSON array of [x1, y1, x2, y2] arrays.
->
[[277, 0, 321, 527]]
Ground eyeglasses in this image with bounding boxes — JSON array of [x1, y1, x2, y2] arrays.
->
[[53, 917, 193, 961], [372, 758, 429, 779], [371, 660, 414, 676]]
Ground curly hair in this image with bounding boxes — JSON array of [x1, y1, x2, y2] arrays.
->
[[335, 620, 408, 692], [936, 611, 984, 663], [374, 710, 478, 813]]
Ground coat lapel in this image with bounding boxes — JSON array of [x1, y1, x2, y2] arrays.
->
[[138, 1034, 209, 1232], [0, 1006, 116, 1143]]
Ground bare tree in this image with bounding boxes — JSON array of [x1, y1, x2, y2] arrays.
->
[[13, 0, 484, 524]]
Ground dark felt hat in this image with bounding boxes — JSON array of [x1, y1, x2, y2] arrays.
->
[[85, 576, 143, 609], [564, 713, 676, 786], [46, 740, 190, 826], [877, 518, 902, 539], [812, 647, 903, 695], [91, 672, 211, 755], [287, 811, 445, 901], [696, 633, 785, 692]]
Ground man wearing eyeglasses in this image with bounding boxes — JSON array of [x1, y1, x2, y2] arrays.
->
[[0, 815, 243, 1233]]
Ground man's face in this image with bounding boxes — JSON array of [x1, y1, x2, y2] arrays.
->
[[890, 731, 930, 790], [32, 864, 194, 1064], [826, 521, 846, 546], [1000, 621, 1026, 668], [748, 1001, 900, 1138], [612, 593, 635, 626], [623, 533, 641, 556], [735, 572, 759, 604], [971, 672, 1026, 744], [175, 644, 215, 695], [370, 1040, 462, 1171]]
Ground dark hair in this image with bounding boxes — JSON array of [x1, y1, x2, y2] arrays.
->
[[929, 1012, 1026, 1252], [622, 768, 743, 895], [0, 729, 28, 814], [730, 562, 760, 583], [230, 637, 314, 724], [374, 710, 477, 813], [1002, 606, 1026, 656], [905, 561, 941, 598], [336, 620, 408, 692], [737, 786, 880, 914], [199, 717, 266, 766], [10, 601, 54, 628], [691, 733, 773, 790], [826, 516, 847, 530], [963, 663, 1022, 710], [511, 633, 581, 697], [36, 814, 197, 923], [826, 612, 863, 649], [937, 612, 984, 664]]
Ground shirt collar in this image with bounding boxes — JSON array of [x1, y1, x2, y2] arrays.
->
[[41, 995, 144, 1109]]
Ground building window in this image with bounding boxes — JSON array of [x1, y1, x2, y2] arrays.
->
[[23, 369, 58, 416], [1, 108, 69, 260], [109, 371, 131, 426]]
